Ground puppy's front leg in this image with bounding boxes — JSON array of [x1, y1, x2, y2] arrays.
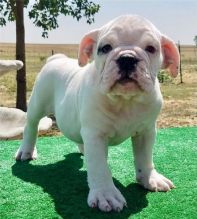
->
[[81, 128, 127, 212], [132, 125, 175, 192]]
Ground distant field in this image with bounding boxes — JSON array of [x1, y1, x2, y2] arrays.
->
[[1, 43, 196, 65], [1, 43, 196, 60], [0, 43, 196, 129], [1, 44, 196, 74], [180, 45, 197, 63], [0, 43, 79, 106], [1, 43, 196, 71], [0, 43, 78, 80]]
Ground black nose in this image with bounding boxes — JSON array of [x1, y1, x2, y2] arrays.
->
[[116, 54, 139, 73]]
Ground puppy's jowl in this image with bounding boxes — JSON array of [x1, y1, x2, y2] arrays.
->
[[16, 15, 179, 212]]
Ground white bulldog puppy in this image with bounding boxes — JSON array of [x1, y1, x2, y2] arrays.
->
[[15, 15, 179, 212]]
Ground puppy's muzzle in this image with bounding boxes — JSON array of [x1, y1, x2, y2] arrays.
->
[[116, 54, 140, 80]]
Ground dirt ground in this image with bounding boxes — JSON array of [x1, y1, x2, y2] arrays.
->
[[158, 63, 197, 128]]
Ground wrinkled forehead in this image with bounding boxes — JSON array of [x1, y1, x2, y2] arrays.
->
[[97, 15, 161, 46]]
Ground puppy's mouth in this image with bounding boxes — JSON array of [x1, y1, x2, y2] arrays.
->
[[109, 74, 142, 100], [116, 76, 138, 85], [110, 74, 141, 94]]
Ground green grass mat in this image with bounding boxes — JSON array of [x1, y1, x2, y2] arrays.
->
[[0, 127, 196, 219]]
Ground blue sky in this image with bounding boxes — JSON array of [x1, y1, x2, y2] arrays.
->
[[0, 0, 196, 45]]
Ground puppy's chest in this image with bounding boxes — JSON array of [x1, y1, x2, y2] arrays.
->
[[107, 104, 155, 144]]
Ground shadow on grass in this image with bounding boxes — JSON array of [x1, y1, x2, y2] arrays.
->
[[12, 153, 148, 219]]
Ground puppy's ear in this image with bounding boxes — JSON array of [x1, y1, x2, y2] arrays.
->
[[78, 29, 99, 67], [161, 35, 180, 77]]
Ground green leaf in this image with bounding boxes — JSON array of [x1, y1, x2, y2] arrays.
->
[[3, 10, 8, 16], [0, 0, 100, 38], [0, 17, 6, 26]]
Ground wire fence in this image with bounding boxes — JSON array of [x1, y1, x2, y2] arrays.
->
[[0, 43, 196, 66], [0, 43, 197, 92], [179, 45, 197, 64], [0, 43, 196, 83]]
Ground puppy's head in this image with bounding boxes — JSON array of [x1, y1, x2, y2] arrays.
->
[[78, 15, 179, 98]]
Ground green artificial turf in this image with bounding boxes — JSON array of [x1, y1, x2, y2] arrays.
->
[[0, 127, 196, 219]]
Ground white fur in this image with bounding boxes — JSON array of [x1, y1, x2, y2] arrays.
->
[[16, 15, 179, 212], [0, 60, 23, 76]]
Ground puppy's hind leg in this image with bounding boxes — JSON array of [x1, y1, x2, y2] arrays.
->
[[15, 94, 44, 161]]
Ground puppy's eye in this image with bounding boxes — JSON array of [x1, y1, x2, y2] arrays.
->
[[145, 45, 156, 54], [98, 44, 112, 55]]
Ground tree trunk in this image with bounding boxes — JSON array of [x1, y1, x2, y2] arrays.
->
[[15, 0, 27, 111]]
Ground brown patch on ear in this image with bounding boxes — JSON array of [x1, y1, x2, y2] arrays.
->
[[78, 29, 99, 67], [161, 35, 180, 77]]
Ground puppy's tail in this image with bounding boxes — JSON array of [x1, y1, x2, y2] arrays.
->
[[46, 54, 68, 63]]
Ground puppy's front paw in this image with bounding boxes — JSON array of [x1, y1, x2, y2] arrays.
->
[[15, 147, 37, 161], [137, 169, 175, 192], [88, 186, 127, 212]]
